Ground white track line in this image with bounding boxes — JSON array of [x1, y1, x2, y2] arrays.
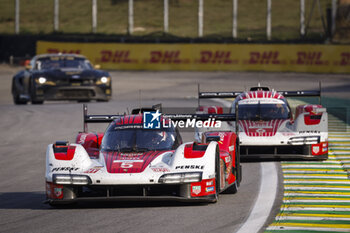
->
[[212, 98, 279, 233], [236, 162, 278, 233]]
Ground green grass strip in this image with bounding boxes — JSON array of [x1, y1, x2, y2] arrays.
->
[[283, 173, 348, 175], [277, 219, 350, 224], [284, 178, 349, 180], [283, 202, 350, 206], [285, 196, 350, 199], [281, 210, 350, 215], [265, 230, 343, 233], [283, 168, 345, 170], [282, 162, 343, 165]]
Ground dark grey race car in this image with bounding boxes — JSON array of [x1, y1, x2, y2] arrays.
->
[[11, 54, 112, 104]]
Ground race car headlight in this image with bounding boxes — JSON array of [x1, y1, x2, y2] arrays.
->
[[53, 174, 91, 185], [288, 136, 320, 145], [100, 76, 108, 84], [158, 172, 202, 184], [38, 77, 47, 84], [96, 76, 110, 85]]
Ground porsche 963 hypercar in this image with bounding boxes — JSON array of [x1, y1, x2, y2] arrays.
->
[[12, 54, 111, 104], [196, 85, 328, 160], [45, 105, 241, 205]]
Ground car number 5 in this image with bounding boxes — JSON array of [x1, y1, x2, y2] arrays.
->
[[120, 162, 133, 168]]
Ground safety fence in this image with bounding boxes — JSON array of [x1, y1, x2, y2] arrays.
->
[[0, 0, 342, 42]]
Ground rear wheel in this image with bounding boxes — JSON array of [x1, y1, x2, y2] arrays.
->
[[212, 147, 221, 202], [236, 139, 242, 185]]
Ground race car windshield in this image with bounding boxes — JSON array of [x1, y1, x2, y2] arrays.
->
[[35, 57, 93, 70], [101, 128, 177, 152], [239, 103, 290, 120]]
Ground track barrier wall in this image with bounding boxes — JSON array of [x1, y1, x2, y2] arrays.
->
[[37, 41, 350, 73]]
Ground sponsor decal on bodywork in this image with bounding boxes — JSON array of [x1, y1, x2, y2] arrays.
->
[[239, 119, 285, 137], [151, 167, 170, 172], [54, 187, 63, 197], [192, 185, 201, 195], [175, 165, 205, 170], [52, 167, 79, 172], [299, 130, 321, 134], [103, 151, 165, 173], [190, 178, 216, 197], [77, 133, 87, 144], [46, 182, 64, 199], [84, 166, 103, 173]]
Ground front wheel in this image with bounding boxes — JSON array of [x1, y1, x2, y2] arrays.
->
[[223, 144, 240, 194], [13, 94, 28, 105], [31, 100, 43, 104], [30, 80, 44, 104], [77, 99, 91, 103], [48, 201, 77, 208], [97, 99, 109, 102]]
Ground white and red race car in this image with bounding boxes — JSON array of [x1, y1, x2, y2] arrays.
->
[[45, 105, 241, 205], [196, 86, 328, 160]]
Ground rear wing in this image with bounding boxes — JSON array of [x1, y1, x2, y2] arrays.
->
[[198, 83, 322, 104], [82, 104, 240, 154], [83, 104, 123, 132], [276, 90, 320, 97], [83, 104, 239, 133], [274, 82, 321, 104], [83, 103, 162, 125], [198, 91, 242, 99], [164, 113, 236, 121]]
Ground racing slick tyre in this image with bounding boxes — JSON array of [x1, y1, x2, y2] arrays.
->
[[225, 157, 241, 194], [48, 202, 77, 208], [223, 141, 241, 194], [12, 83, 28, 104], [13, 94, 28, 105], [97, 99, 109, 102], [30, 80, 44, 104], [212, 146, 221, 203], [31, 100, 44, 104], [211, 147, 220, 203], [236, 139, 242, 185]]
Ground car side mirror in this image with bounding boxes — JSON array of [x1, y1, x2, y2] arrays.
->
[[94, 64, 101, 69]]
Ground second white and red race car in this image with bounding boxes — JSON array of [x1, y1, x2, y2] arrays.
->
[[196, 85, 328, 160]]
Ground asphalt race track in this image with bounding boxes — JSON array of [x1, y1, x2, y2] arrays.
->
[[0, 65, 349, 233]]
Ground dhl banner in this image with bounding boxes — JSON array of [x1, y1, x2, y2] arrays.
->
[[37, 41, 350, 73]]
